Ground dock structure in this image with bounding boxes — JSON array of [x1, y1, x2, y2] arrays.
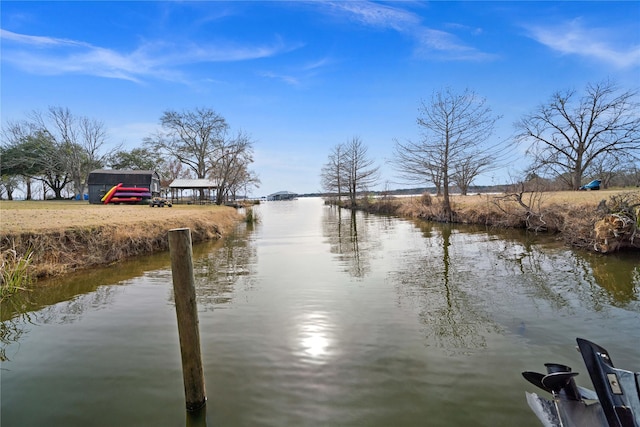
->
[[267, 191, 297, 201]]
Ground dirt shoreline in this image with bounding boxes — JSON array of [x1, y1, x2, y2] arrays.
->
[[0, 201, 244, 279]]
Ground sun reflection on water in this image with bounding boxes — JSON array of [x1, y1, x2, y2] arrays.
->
[[296, 312, 334, 361]]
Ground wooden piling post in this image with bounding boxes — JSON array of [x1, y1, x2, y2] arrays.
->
[[169, 228, 207, 411]]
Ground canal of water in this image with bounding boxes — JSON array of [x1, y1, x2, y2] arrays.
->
[[1, 197, 639, 426]]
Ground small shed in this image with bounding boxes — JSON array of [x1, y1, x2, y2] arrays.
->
[[169, 179, 220, 204], [87, 169, 161, 204]]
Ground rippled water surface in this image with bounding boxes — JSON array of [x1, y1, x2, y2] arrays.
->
[[2, 197, 639, 426]]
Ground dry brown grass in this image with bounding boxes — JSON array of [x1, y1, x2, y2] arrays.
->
[[0, 201, 240, 233], [372, 189, 640, 251], [0, 201, 243, 279]]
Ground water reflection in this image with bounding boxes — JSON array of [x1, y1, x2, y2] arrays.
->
[[0, 227, 254, 362], [574, 251, 639, 305], [322, 206, 378, 278], [1, 283, 121, 361], [192, 223, 256, 310], [0, 252, 170, 323], [391, 223, 497, 353], [295, 312, 334, 362]]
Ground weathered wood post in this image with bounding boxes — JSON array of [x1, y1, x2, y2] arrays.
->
[[169, 228, 207, 411]]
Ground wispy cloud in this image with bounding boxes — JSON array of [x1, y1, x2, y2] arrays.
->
[[259, 55, 335, 87], [413, 28, 496, 61], [525, 18, 640, 68], [0, 29, 299, 83], [258, 71, 301, 87], [326, 1, 421, 31], [321, 1, 495, 61]]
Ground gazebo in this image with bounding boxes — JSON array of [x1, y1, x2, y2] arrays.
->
[[168, 179, 219, 204]]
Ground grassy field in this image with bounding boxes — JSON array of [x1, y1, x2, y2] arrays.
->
[[449, 189, 629, 207], [0, 200, 241, 233]]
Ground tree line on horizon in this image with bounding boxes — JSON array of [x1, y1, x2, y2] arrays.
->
[[320, 79, 640, 221], [0, 107, 259, 204]]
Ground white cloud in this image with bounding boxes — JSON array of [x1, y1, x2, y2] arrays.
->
[[526, 19, 640, 68], [0, 29, 300, 83], [413, 28, 497, 61], [320, 1, 495, 62], [327, 1, 421, 31]]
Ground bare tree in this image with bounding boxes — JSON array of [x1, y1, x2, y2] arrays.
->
[[321, 143, 347, 202], [343, 136, 380, 206], [146, 108, 258, 203], [585, 154, 623, 189], [516, 80, 640, 190], [145, 108, 228, 180], [393, 88, 499, 221], [209, 130, 259, 204], [391, 138, 444, 196], [30, 107, 113, 197], [451, 155, 493, 195]]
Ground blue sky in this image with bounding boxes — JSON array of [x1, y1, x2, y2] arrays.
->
[[2, 1, 639, 197]]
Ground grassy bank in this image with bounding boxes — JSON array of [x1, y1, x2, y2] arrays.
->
[[0, 201, 243, 292], [346, 189, 640, 252]]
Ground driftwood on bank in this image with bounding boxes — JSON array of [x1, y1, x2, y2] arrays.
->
[[593, 208, 639, 253]]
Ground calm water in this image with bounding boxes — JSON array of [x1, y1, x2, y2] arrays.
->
[[2, 197, 639, 427]]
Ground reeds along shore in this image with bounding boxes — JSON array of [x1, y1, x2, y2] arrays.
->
[[0, 204, 243, 295], [328, 190, 640, 253]]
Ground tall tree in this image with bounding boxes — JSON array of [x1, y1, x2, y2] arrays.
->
[[393, 88, 499, 221], [343, 136, 380, 207], [516, 80, 640, 190], [0, 175, 19, 200], [27, 132, 72, 199], [209, 130, 259, 204], [451, 155, 492, 195], [391, 138, 444, 196], [146, 108, 258, 203], [2, 120, 38, 199], [1, 123, 71, 199], [145, 108, 228, 180], [321, 143, 347, 202], [36, 107, 112, 197]]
